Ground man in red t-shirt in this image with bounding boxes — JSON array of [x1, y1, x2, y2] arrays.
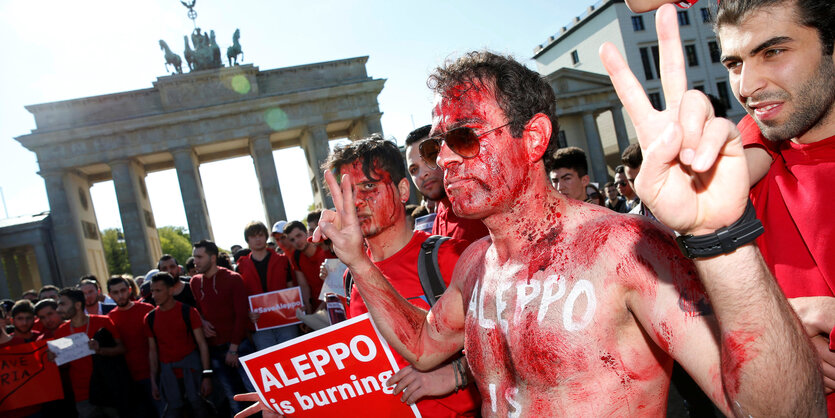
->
[[9, 300, 41, 344], [321, 136, 480, 417], [34, 299, 64, 341], [146, 272, 211, 417], [53, 288, 125, 418], [107, 276, 157, 417], [238, 221, 300, 350], [191, 239, 250, 414], [285, 220, 334, 311], [406, 125, 489, 244]]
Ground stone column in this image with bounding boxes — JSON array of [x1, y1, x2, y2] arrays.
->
[[2, 253, 21, 298], [109, 159, 161, 277], [32, 243, 54, 286], [16, 250, 35, 292], [172, 148, 214, 242], [301, 125, 334, 209], [364, 113, 384, 137], [611, 105, 631, 154], [249, 135, 288, 225], [40, 170, 92, 280], [349, 113, 384, 140], [0, 253, 10, 299], [582, 111, 609, 184]]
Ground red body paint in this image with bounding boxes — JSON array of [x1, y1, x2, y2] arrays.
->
[[355, 81, 721, 416], [721, 331, 758, 399]]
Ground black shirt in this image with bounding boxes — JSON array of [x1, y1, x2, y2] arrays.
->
[[252, 251, 271, 294]]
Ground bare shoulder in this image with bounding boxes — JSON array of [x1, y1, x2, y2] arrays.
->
[[450, 236, 492, 290], [566, 209, 674, 255]]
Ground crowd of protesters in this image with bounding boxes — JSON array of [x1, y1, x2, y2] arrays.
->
[[3, 0, 835, 417]]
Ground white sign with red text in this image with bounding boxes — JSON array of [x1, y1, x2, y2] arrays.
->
[[239, 313, 420, 417]]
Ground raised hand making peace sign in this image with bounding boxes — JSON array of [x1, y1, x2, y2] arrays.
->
[[599, 4, 749, 236]]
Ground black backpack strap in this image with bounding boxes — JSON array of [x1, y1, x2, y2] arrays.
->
[[181, 303, 192, 334], [294, 250, 302, 268], [418, 235, 450, 307], [343, 270, 353, 306], [147, 309, 157, 340]]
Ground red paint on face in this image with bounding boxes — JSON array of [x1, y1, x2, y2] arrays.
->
[[721, 330, 758, 399], [339, 161, 402, 238], [431, 83, 531, 221]]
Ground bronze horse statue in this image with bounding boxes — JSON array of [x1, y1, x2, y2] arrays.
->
[[227, 29, 243, 66], [159, 40, 183, 74], [183, 36, 196, 71]]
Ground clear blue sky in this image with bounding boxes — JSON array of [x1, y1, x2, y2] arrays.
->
[[0, 0, 582, 250]]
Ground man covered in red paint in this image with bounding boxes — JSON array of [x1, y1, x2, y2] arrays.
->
[[314, 46, 822, 418], [322, 136, 481, 417]]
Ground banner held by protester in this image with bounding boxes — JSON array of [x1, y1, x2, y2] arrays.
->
[[239, 313, 420, 417]]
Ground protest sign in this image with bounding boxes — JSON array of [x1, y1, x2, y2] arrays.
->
[[240, 313, 420, 417], [47, 332, 94, 366], [0, 340, 63, 412], [249, 287, 304, 331]]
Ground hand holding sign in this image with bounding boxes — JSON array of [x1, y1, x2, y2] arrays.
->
[[47, 332, 95, 366], [599, 4, 748, 236], [239, 314, 420, 417]]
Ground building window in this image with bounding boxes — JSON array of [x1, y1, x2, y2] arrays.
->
[[678, 11, 691, 26], [632, 16, 645, 31], [685, 44, 699, 67], [649, 92, 664, 110], [571, 50, 580, 65], [701, 7, 712, 23], [640, 47, 654, 80], [708, 41, 721, 63], [717, 81, 732, 109], [694, 84, 705, 92]]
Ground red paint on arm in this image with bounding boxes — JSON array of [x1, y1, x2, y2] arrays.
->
[[720, 330, 758, 399]]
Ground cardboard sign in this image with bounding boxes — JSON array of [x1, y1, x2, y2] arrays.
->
[[249, 287, 304, 331], [240, 313, 420, 417], [0, 340, 63, 412], [47, 332, 94, 366]]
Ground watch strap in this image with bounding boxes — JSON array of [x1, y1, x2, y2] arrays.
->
[[675, 201, 764, 259]]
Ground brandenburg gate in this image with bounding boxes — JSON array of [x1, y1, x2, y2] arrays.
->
[[15, 57, 385, 280]]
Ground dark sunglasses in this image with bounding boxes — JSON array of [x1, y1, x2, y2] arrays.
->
[[419, 122, 511, 168]]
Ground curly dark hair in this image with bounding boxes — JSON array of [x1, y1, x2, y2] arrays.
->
[[428, 51, 559, 160], [322, 134, 407, 188], [716, 0, 835, 55]]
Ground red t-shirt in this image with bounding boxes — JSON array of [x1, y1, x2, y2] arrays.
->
[[7, 330, 41, 346], [432, 198, 490, 245], [54, 315, 121, 402], [347, 231, 480, 417], [293, 246, 335, 303], [109, 302, 154, 381], [143, 302, 203, 364], [742, 117, 835, 416]]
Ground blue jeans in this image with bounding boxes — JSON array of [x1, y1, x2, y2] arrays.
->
[[209, 343, 246, 415], [252, 325, 300, 351]]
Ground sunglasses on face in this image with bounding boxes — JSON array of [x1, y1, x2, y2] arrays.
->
[[418, 122, 511, 169]]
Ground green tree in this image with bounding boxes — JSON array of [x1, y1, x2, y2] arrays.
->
[[101, 228, 130, 275], [158, 226, 193, 266]]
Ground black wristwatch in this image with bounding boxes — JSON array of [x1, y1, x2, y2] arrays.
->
[[675, 200, 764, 259]]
